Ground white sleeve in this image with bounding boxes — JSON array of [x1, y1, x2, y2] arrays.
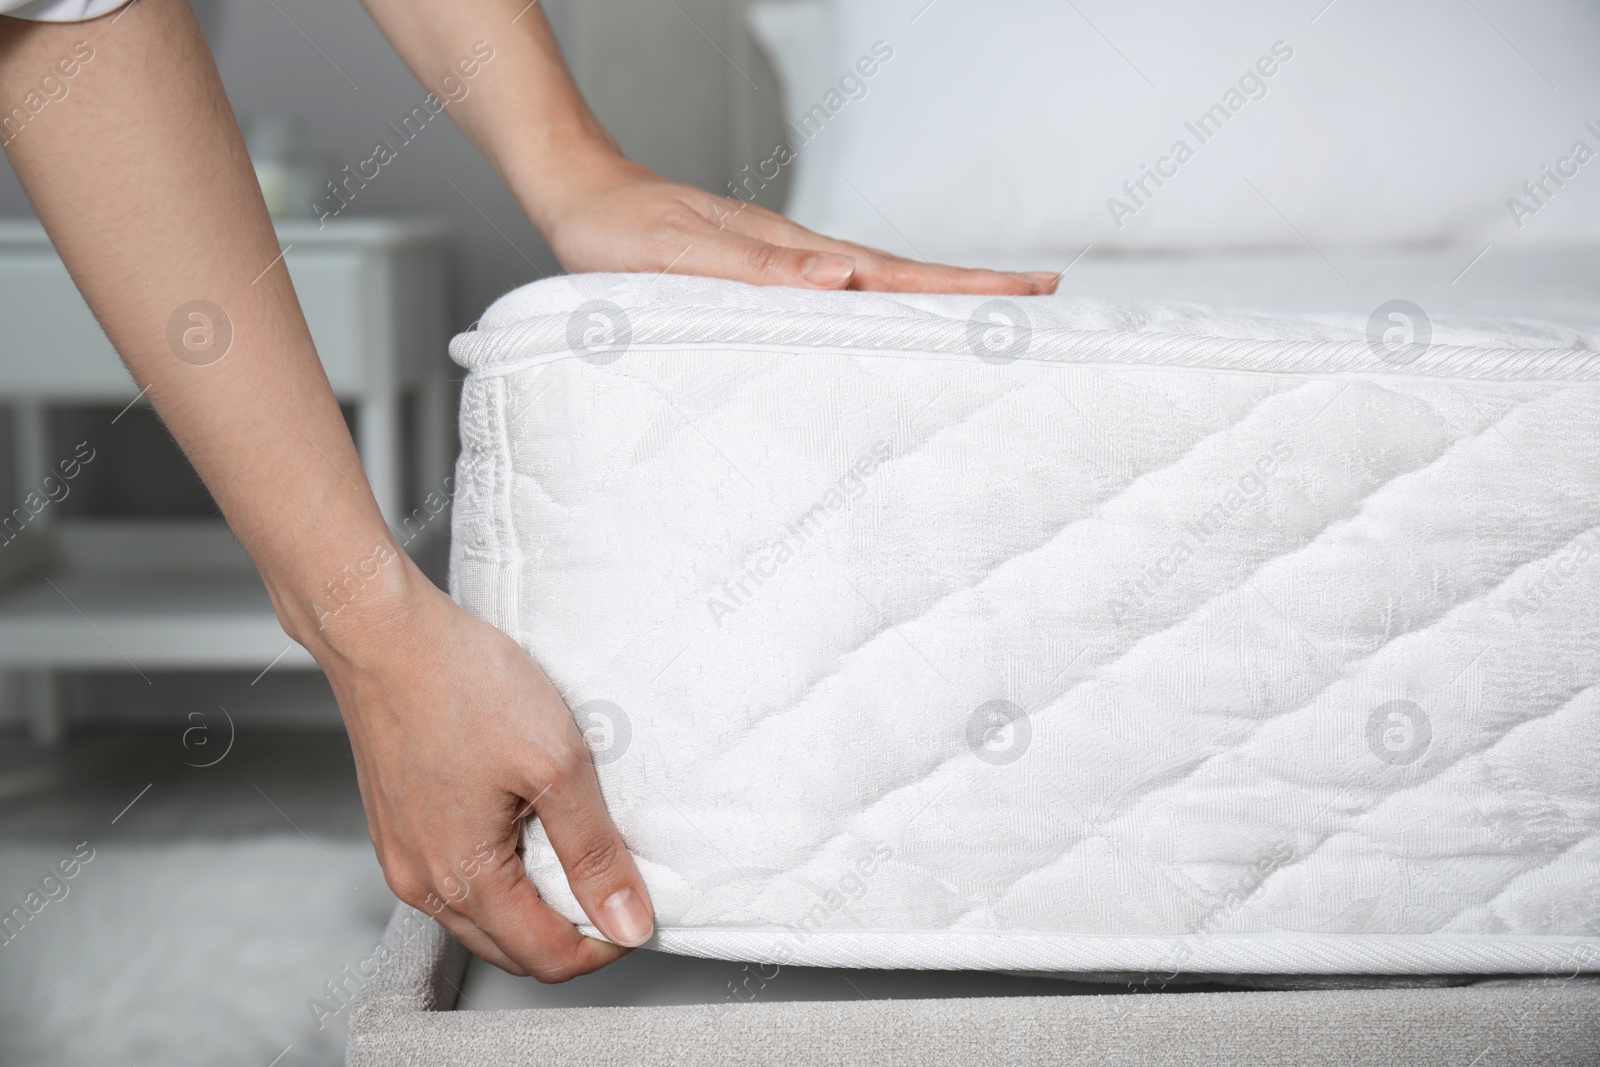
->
[[0, 0, 136, 22]]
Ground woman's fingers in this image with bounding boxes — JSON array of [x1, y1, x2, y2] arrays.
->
[[377, 781, 638, 981], [854, 256, 1058, 295], [793, 238, 1060, 295], [530, 736, 658, 951], [664, 226, 857, 289], [377, 851, 534, 976], [701, 196, 1060, 295], [447, 838, 631, 982], [393, 707, 654, 980], [426, 906, 530, 977], [666, 222, 1058, 296]]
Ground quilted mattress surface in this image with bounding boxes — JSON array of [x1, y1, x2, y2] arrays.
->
[[448, 255, 1600, 974]]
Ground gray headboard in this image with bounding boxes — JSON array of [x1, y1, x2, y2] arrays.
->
[[551, 0, 791, 213]]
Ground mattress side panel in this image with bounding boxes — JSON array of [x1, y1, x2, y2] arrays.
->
[[449, 372, 521, 640], [456, 341, 1600, 974]]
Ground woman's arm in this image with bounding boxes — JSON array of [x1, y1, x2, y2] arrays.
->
[[0, 0, 653, 980], [361, 0, 1059, 294]]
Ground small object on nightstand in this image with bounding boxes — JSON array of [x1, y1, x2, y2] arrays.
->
[[244, 116, 323, 219]]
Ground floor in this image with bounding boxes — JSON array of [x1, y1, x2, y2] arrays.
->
[[0, 730, 370, 842], [0, 730, 1508, 1065], [0, 730, 391, 1067]]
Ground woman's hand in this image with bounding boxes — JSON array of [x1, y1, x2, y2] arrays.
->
[[360, 0, 1059, 297], [538, 156, 1061, 296], [308, 557, 653, 981]]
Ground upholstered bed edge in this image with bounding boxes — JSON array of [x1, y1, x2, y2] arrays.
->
[[345, 904, 1600, 1066]]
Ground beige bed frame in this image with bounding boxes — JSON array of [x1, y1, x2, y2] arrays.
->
[[345, 905, 1600, 1066]]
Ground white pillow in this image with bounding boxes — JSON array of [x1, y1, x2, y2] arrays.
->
[[754, 0, 1600, 256]]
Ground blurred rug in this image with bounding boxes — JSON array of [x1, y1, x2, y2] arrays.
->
[[0, 837, 391, 1067]]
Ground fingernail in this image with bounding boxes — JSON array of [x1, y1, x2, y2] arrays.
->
[[600, 887, 654, 948], [1025, 271, 1059, 292], [801, 253, 855, 287]]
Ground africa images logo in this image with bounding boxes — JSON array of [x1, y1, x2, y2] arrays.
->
[[966, 300, 1032, 364], [566, 300, 632, 365], [1366, 300, 1431, 367]]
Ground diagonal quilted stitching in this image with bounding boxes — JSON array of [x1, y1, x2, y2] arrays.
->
[[928, 675, 1599, 935], [766, 392, 1587, 886], [676, 374, 1306, 744], [1479, 834, 1600, 915], [652, 367, 1052, 613]]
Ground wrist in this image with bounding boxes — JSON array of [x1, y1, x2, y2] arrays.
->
[[497, 125, 647, 238], [267, 534, 431, 666]]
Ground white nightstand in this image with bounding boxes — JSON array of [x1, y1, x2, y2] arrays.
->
[[0, 217, 454, 742]]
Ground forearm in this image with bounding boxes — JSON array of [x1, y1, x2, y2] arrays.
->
[[0, 0, 404, 657], [359, 0, 637, 235]]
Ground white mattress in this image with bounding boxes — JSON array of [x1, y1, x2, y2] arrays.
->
[[448, 249, 1600, 975]]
